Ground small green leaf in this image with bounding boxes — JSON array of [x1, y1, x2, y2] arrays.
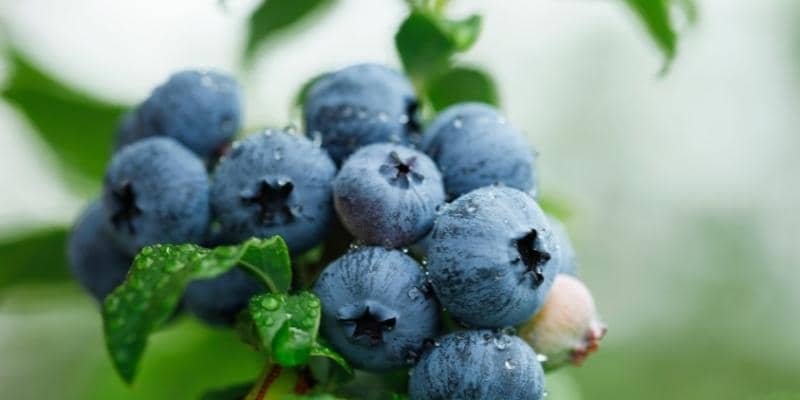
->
[[624, 0, 678, 62], [247, 292, 352, 374], [1, 47, 128, 180], [245, 0, 335, 63], [0, 228, 70, 291], [248, 292, 320, 366], [427, 66, 498, 111], [439, 14, 481, 51], [310, 341, 353, 375], [103, 236, 290, 384], [199, 382, 253, 400], [395, 12, 456, 86]]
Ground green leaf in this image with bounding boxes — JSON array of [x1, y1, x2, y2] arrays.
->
[[624, 0, 678, 62], [102, 236, 290, 384], [439, 14, 481, 51], [395, 12, 456, 86], [199, 382, 253, 400], [245, 0, 335, 63], [427, 66, 498, 111], [1, 47, 128, 180], [0, 228, 70, 291], [247, 292, 352, 374], [310, 341, 352, 375], [395, 11, 482, 90]]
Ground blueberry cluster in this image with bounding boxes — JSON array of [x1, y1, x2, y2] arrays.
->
[[68, 63, 604, 399]]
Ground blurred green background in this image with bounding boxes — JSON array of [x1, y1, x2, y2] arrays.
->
[[1, 0, 799, 399]]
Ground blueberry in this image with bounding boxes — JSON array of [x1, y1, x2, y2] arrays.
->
[[408, 330, 546, 400], [425, 186, 559, 328], [422, 103, 536, 199], [211, 129, 336, 254], [518, 274, 606, 370], [102, 137, 211, 255], [184, 268, 264, 325], [548, 216, 578, 276], [333, 143, 445, 248], [313, 247, 439, 372], [303, 63, 419, 164], [67, 201, 132, 302], [118, 70, 242, 159]]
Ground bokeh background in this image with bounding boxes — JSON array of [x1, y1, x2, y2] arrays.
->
[[1, 0, 799, 399]]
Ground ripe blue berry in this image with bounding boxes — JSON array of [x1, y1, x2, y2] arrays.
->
[[211, 129, 336, 254], [117, 70, 242, 159], [425, 186, 559, 328], [67, 201, 132, 302], [408, 330, 546, 400], [422, 103, 536, 199], [333, 143, 445, 248], [184, 268, 263, 325], [303, 63, 419, 164], [548, 216, 578, 276], [313, 247, 439, 372], [102, 137, 211, 255]]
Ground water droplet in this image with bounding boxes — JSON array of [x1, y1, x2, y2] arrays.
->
[[263, 128, 274, 136], [504, 359, 516, 370], [273, 149, 283, 161], [493, 334, 511, 350], [261, 297, 280, 311], [408, 367, 415, 376], [407, 287, 421, 300], [453, 119, 463, 128], [357, 110, 367, 119], [497, 116, 507, 125], [500, 327, 517, 336], [398, 115, 410, 124], [263, 316, 273, 326], [536, 354, 549, 363], [401, 248, 409, 254], [466, 205, 477, 213], [377, 112, 389, 122], [420, 258, 428, 266], [284, 124, 297, 134]]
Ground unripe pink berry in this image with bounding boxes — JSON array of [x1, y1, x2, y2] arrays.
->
[[518, 274, 606, 370]]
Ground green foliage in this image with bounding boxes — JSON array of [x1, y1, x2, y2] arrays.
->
[[394, 5, 496, 115], [102, 237, 290, 384], [394, 11, 481, 89], [246, 292, 352, 373], [199, 382, 253, 400], [623, 0, 696, 65], [245, 0, 336, 64], [1, 47, 127, 181], [0, 228, 70, 291], [427, 66, 498, 111]]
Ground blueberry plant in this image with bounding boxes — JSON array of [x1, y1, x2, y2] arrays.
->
[[0, 0, 693, 399]]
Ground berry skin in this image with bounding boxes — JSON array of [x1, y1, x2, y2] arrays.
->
[[184, 268, 263, 325], [303, 63, 419, 164], [408, 330, 546, 400], [67, 201, 133, 302], [548, 216, 578, 276], [333, 143, 445, 248], [313, 247, 439, 372], [103, 137, 210, 255], [425, 186, 559, 328], [117, 70, 242, 159], [518, 274, 606, 370], [211, 129, 336, 254], [422, 103, 536, 199]]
